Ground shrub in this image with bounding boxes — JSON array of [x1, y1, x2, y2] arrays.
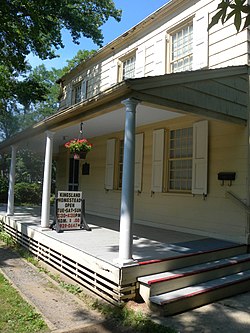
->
[[0, 175, 8, 203], [14, 182, 42, 205]]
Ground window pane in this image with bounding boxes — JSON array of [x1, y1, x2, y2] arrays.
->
[[123, 55, 136, 79], [171, 22, 193, 73], [168, 127, 193, 191], [68, 158, 79, 191], [72, 83, 82, 104]]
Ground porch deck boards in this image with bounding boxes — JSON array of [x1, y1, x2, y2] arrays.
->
[[0, 205, 238, 266]]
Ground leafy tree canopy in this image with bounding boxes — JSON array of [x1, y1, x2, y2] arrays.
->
[[0, 0, 121, 73], [209, 0, 250, 31], [0, 49, 96, 140], [64, 49, 97, 73]]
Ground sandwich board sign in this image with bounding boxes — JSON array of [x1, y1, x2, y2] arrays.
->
[[53, 191, 91, 232]]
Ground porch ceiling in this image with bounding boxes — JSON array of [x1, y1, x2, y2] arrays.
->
[[0, 65, 248, 155], [25, 105, 183, 154]]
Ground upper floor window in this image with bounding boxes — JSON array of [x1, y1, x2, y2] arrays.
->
[[72, 80, 87, 105], [119, 53, 136, 81], [72, 82, 82, 104], [170, 22, 193, 73]]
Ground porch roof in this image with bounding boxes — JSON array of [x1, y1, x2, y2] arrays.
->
[[0, 65, 248, 153]]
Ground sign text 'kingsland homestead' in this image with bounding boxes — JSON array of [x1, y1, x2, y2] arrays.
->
[[57, 191, 82, 230]]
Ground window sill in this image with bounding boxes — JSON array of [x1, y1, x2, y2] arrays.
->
[[159, 191, 192, 197]]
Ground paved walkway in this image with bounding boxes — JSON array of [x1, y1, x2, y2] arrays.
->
[[0, 241, 108, 332]]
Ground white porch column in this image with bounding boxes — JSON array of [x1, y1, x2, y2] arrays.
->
[[7, 145, 17, 216], [118, 98, 140, 265], [41, 131, 54, 229]]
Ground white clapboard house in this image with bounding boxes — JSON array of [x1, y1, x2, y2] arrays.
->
[[1, 0, 250, 315]]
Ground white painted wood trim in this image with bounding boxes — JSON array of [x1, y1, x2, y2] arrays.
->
[[135, 46, 145, 78], [193, 12, 209, 69], [151, 129, 165, 193], [66, 82, 72, 107], [105, 138, 116, 190], [81, 80, 87, 100], [192, 120, 208, 195], [134, 133, 144, 192]]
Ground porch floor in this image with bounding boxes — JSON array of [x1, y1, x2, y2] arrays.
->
[[0, 205, 239, 267]]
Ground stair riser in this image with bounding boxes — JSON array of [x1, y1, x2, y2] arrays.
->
[[147, 260, 250, 296], [135, 245, 247, 279], [150, 278, 250, 316]]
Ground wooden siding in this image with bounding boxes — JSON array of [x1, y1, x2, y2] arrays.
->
[[59, 0, 249, 110], [208, 8, 249, 69], [58, 114, 248, 244]]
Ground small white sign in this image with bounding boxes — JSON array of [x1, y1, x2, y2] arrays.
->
[[56, 191, 82, 230]]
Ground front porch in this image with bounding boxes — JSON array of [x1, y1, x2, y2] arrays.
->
[[0, 204, 245, 307]]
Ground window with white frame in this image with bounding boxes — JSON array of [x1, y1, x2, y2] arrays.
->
[[72, 82, 82, 104], [72, 80, 87, 105], [168, 127, 193, 192], [119, 54, 136, 81], [170, 22, 193, 73], [151, 121, 208, 195]]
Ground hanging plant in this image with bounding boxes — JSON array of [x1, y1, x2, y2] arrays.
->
[[64, 138, 93, 159]]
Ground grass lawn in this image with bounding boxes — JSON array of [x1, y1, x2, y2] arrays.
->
[[0, 272, 48, 333]]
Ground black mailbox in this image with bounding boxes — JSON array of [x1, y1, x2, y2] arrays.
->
[[218, 172, 236, 186]]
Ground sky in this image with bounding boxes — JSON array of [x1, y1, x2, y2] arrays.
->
[[27, 0, 170, 70]]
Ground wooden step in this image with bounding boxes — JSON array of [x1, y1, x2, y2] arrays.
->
[[130, 244, 247, 281], [138, 253, 250, 301], [149, 269, 250, 316]]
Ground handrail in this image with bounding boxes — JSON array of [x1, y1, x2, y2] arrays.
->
[[226, 191, 250, 213]]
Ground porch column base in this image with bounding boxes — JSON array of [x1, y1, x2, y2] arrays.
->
[[113, 257, 138, 267], [39, 226, 51, 231]]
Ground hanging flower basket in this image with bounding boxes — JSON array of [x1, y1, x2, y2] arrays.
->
[[64, 138, 93, 160], [73, 151, 87, 160]]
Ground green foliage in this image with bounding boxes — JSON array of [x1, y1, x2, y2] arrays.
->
[[0, 0, 120, 139], [209, 0, 250, 32], [0, 48, 97, 141], [14, 182, 42, 205], [91, 300, 175, 333], [0, 66, 48, 140], [0, 273, 47, 332], [15, 150, 45, 183], [0, 0, 121, 74], [0, 174, 8, 203], [14, 245, 175, 333], [63, 49, 97, 73], [0, 230, 16, 247]]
